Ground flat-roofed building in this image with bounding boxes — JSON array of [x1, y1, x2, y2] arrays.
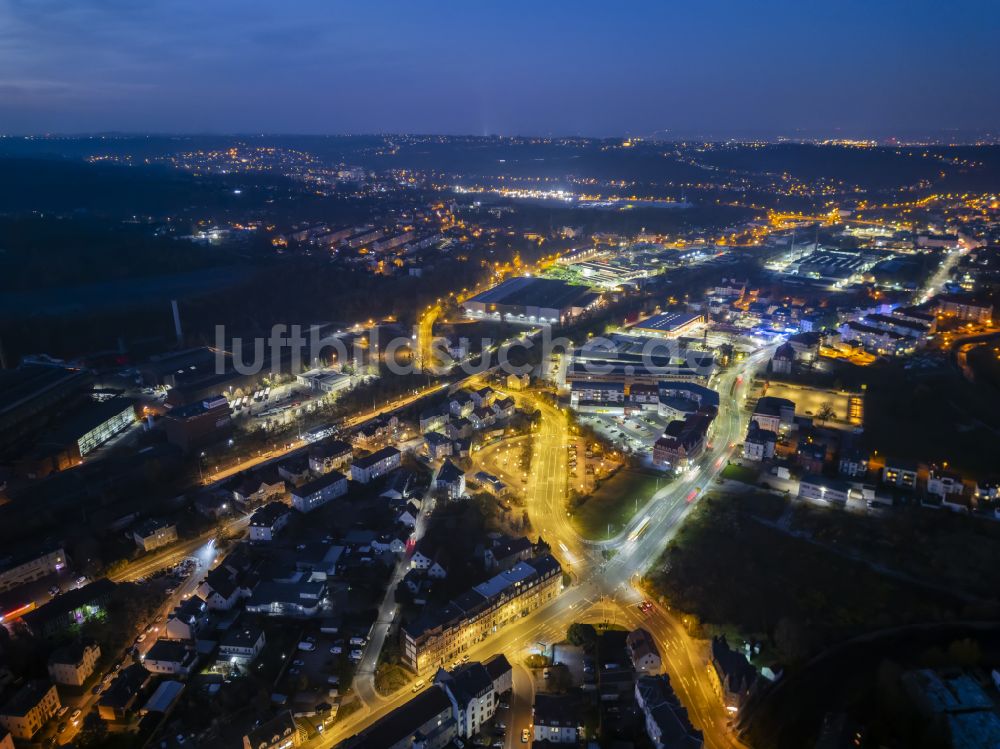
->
[[42, 397, 136, 459], [632, 311, 705, 338], [463, 276, 600, 324], [161, 395, 232, 452]]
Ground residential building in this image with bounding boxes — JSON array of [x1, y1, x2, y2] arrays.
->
[[249, 501, 292, 541], [243, 711, 306, 749], [98, 664, 151, 721], [473, 471, 507, 497], [0, 681, 60, 740], [309, 439, 352, 474], [196, 567, 247, 611], [883, 458, 919, 489], [164, 596, 209, 641], [743, 422, 777, 462], [340, 684, 456, 749], [770, 343, 794, 375], [532, 693, 581, 744], [491, 396, 515, 419], [751, 396, 795, 433], [132, 518, 178, 552], [626, 628, 662, 674], [484, 535, 534, 571], [402, 555, 562, 673], [276, 456, 311, 485], [48, 641, 101, 687], [709, 636, 758, 713], [927, 469, 964, 500], [653, 412, 714, 472], [424, 431, 452, 460], [635, 674, 703, 749], [351, 446, 401, 484], [219, 620, 266, 667], [434, 459, 466, 499], [837, 446, 869, 478], [142, 640, 197, 676], [291, 471, 348, 513], [933, 293, 993, 324], [470, 386, 495, 409], [351, 415, 399, 450], [569, 381, 625, 411], [433, 655, 512, 738], [225, 469, 285, 508], [838, 320, 915, 356]]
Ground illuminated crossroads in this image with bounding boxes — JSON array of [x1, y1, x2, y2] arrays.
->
[[320, 345, 772, 749]]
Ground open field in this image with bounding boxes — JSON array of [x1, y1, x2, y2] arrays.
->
[[569, 468, 664, 540]]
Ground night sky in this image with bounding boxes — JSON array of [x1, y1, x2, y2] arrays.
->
[[1, 0, 998, 138]]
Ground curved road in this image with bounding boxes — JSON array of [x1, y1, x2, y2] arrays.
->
[[322, 345, 772, 749]]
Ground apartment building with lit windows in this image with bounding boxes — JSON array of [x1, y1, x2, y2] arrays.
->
[[0, 681, 61, 740], [402, 555, 561, 673]]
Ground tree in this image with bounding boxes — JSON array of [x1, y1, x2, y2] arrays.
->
[[566, 622, 597, 649], [816, 402, 836, 424], [773, 616, 810, 663], [947, 638, 982, 668]]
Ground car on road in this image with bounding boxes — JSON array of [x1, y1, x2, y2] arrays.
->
[[412, 680, 425, 693], [48, 585, 61, 596], [292, 659, 304, 667], [57, 722, 67, 733], [522, 728, 530, 743], [136, 633, 147, 643], [329, 645, 342, 655], [297, 641, 315, 651], [349, 649, 363, 661], [70, 708, 82, 723]]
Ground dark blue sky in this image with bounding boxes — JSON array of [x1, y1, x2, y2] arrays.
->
[[1, 0, 997, 138]]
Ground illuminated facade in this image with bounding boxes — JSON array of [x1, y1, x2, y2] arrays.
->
[[402, 555, 561, 673]]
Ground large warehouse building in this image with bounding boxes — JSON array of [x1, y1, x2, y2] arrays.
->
[[463, 277, 601, 324]]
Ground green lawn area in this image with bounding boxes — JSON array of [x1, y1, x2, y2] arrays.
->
[[721, 462, 759, 484], [569, 469, 664, 540]]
